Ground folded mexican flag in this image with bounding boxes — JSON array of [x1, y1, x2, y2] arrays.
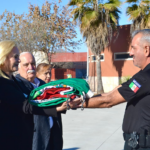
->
[[29, 78, 94, 107]]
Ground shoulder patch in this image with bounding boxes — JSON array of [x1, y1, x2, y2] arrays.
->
[[129, 79, 141, 93]]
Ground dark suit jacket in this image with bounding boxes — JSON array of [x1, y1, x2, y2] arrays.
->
[[15, 74, 51, 150], [0, 76, 57, 150], [15, 74, 63, 150]]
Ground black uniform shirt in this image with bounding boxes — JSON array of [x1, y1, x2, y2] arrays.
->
[[118, 63, 150, 133]]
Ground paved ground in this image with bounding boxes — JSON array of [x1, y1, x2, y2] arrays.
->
[[62, 103, 126, 150]]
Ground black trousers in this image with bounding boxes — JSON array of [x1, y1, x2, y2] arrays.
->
[[124, 141, 150, 150], [49, 119, 63, 150]]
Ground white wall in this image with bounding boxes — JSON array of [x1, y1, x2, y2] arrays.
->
[[88, 76, 119, 93]]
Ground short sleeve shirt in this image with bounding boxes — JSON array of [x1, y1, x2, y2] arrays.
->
[[118, 64, 150, 133]]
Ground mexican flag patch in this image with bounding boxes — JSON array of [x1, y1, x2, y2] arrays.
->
[[129, 79, 141, 93]]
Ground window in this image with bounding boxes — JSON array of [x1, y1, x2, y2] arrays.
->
[[114, 52, 132, 60], [100, 54, 104, 61], [91, 54, 104, 62], [92, 56, 96, 61]]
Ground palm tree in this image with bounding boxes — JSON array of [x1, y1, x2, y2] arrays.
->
[[69, 0, 121, 94], [126, 0, 150, 33]]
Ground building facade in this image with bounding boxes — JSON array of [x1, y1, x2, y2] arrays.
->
[[88, 24, 140, 92], [50, 52, 87, 80], [49, 25, 140, 93]]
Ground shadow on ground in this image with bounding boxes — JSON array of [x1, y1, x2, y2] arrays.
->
[[63, 147, 80, 150]]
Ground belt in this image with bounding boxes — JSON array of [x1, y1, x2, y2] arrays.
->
[[123, 132, 150, 148], [123, 133, 132, 141], [123, 132, 139, 149]]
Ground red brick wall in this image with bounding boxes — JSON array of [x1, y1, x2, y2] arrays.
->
[[50, 52, 87, 80], [51, 68, 76, 80], [50, 52, 87, 62]]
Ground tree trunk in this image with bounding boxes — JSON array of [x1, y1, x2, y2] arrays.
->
[[96, 56, 104, 94]]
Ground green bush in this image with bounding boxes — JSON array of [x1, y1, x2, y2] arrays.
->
[[119, 76, 131, 84]]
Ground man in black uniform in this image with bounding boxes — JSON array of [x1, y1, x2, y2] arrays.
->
[[70, 29, 150, 150]]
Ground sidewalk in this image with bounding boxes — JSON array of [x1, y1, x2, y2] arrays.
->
[[62, 103, 126, 150]]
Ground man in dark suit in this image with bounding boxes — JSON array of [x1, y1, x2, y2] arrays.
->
[[14, 52, 63, 150]]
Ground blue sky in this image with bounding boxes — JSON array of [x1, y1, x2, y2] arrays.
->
[[0, 0, 132, 52]]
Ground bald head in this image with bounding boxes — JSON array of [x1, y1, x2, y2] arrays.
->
[[19, 52, 34, 60], [19, 52, 36, 82]]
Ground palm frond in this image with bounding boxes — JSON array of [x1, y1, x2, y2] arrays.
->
[[129, 9, 142, 20], [103, 0, 122, 11], [126, 4, 138, 16], [109, 12, 118, 24], [81, 10, 99, 30], [146, 15, 150, 27], [126, 0, 139, 3], [68, 0, 85, 6], [69, 0, 121, 53], [109, 9, 121, 22], [71, 7, 80, 15], [140, 0, 150, 5]]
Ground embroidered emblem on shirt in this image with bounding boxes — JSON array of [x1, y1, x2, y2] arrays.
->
[[129, 79, 141, 93]]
